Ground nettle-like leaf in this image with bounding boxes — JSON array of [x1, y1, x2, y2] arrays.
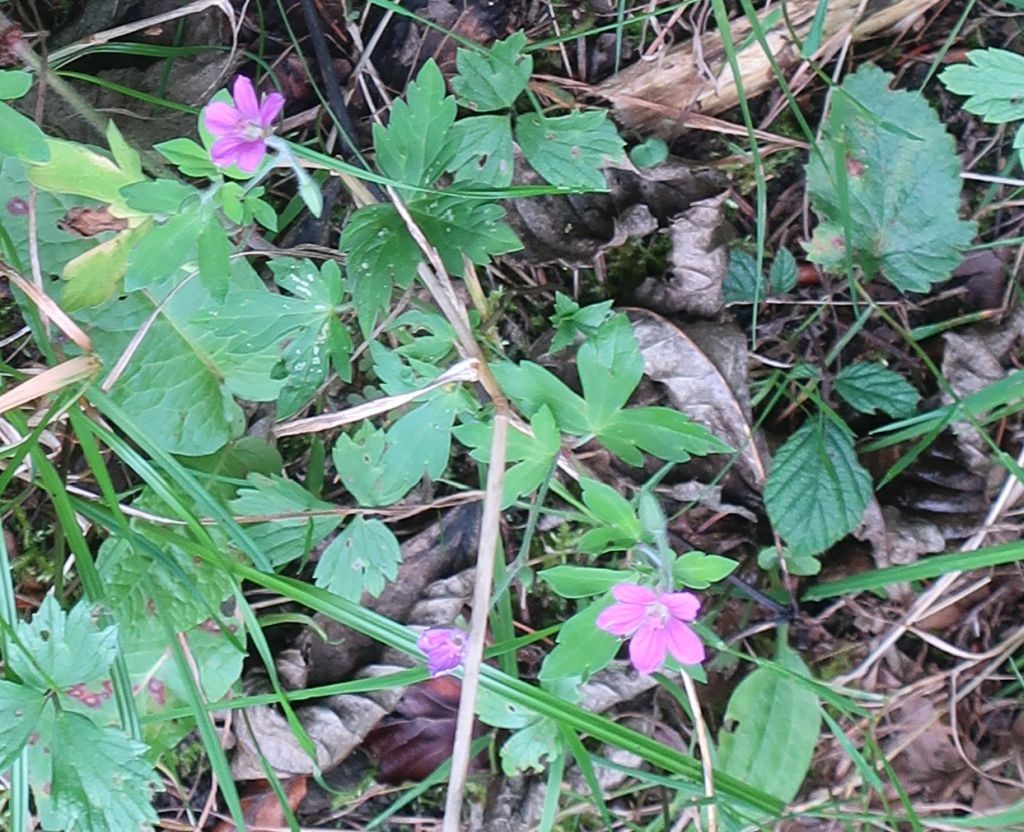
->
[[806, 64, 975, 293], [230, 474, 342, 567], [718, 640, 820, 803], [764, 415, 872, 558], [452, 31, 532, 112], [314, 516, 402, 601], [515, 110, 625, 190], [455, 404, 560, 508], [939, 49, 1024, 124], [268, 257, 352, 417], [373, 59, 457, 189], [448, 115, 514, 186], [835, 361, 919, 418], [724, 248, 798, 304], [10, 596, 118, 690], [29, 708, 160, 832], [495, 314, 729, 466], [84, 259, 291, 455]]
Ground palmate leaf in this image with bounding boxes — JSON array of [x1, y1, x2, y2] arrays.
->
[[83, 259, 290, 455], [29, 708, 160, 832], [451, 32, 532, 112], [806, 64, 975, 293], [0, 681, 46, 770], [448, 115, 515, 186], [314, 516, 402, 601], [408, 195, 521, 274], [939, 48, 1024, 124], [516, 110, 625, 191], [764, 415, 872, 558]]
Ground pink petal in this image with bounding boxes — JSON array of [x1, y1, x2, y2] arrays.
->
[[234, 139, 267, 173], [663, 618, 705, 666], [210, 135, 246, 167], [611, 583, 658, 605], [258, 92, 285, 128], [203, 101, 242, 137], [628, 621, 668, 675], [661, 591, 701, 622], [596, 600, 647, 636], [231, 75, 261, 121]]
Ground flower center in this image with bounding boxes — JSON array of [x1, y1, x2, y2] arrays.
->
[[237, 119, 265, 142], [645, 601, 669, 629]]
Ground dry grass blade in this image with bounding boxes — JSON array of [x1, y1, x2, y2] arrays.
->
[[0, 355, 98, 417], [0, 262, 92, 352]]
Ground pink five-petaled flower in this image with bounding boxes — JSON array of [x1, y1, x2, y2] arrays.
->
[[203, 75, 284, 173], [417, 627, 468, 676], [596, 583, 705, 675]]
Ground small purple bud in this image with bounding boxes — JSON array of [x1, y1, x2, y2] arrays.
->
[[417, 627, 468, 676]]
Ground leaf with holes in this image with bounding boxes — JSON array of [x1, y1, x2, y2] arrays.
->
[[764, 415, 872, 558], [448, 115, 514, 186], [315, 516, 402, 601], [516, 111, 625, 191], [452, 32, 532, 112]]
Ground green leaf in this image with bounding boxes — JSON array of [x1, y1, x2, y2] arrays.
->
[[577, 316, 644, 427], [539, 565, 630, 598], [10, 596, 118, 690], [628, 137, 669, 168], [835, 362, 920, 417], [315, 516, 402, 600], [499, 718, 562, 775], [448, 115, 514, 186], [598, 406, 730, 468], [84, 260, 288, 455], [409, 195, 521, 274], [805, 64, 976, 293], [492, 360, 588, 435], [673, 551, 739, 589], [268, 258, 350, 416], [28, 136, 144, 207], [0, 69, 32, 100], [197, 220, 231, 301], [373, 59, 456, 188], [123, 208, 204, 290], [44, 710, 160, 831], [939, 49, 1024, 124], [723, 250, 762, 304], [451, 32, 532, 112], [516, 110, 625, 190], [154, 137, 218, 177], [769, 247, 797, 293], [578, 478, 643, 554], [120, 179, 194, 214], [548, 293, 614, 354], [0, 100, 49, 162], [0, 681, 45, 770], [718, 640, 820, 802], [230, 473, 342, 567], [757, 545, 821, 577], [61, 224, 144, 310], [340, 203, 421, 336], [764, 416, 873, 558], [538, 596, 618, 681]]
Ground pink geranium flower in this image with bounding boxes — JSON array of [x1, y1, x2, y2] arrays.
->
[[417, 627, 468, 676], [203, 76, 284, 173], [596, 583, 705, 675]]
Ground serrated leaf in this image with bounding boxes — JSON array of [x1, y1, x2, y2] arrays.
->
[[451, 32, 532, 112], [939, 49, 1024, 124], [10, 596, 118, 690], [0, 69, 32, 100], [769, 247, 797, 293], [577, 316, 644, 426], [373, 59, 456, 188], [549, 293, 614, 354], [84, 260, 288, 455], [499, 718, 561, 775], [516, 110, 625, 190], [538, 565, 629, 598], [0, 100, 49, 162], [718, 641, 820, 802], [538, 596, 618, 681], [723, 250, 763, 304], [673, 551, 739, 589], [805, 64, 975, 293], [47, 710, 160, 831], [764, 416, 872, 558], [598, 406, 731, 467], [409, 196, 521, 274], [315, 516, 401, 600], [491, 360, 588, 435], [448, 115, 514, 186], [340, 203, 422, 336], [0, 681, 46, 770], [835, 362, 919, 417], [230, 473, 342, 567]]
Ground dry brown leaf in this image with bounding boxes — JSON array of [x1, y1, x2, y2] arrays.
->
[[211, 776, 307, 832], [629, 308, 767, 491]]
